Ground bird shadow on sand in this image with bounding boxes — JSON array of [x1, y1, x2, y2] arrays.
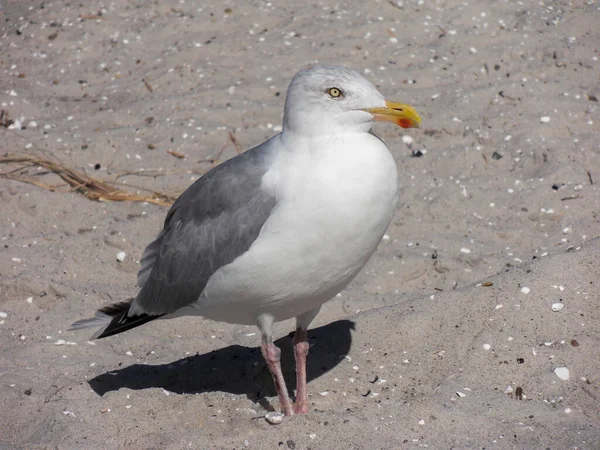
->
[[89, 319, 354, 410]]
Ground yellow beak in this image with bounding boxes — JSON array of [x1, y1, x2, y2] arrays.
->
[[362, 100, 421, 129]]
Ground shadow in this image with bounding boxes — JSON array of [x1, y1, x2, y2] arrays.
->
[[89, 319, 354, 407]]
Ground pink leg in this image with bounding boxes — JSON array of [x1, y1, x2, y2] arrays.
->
[[293, 327, 310, 414], [260, 337, 294, 416]]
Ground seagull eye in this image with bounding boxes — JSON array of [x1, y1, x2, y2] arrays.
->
[[327, 87, 344, 99]]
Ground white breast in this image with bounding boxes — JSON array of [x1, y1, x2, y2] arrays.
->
[[198, 132, 399, 324]]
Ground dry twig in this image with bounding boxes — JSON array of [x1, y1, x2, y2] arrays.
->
[[142, 78, 154, 93], [229, 131, 242, 154], [167, 149, 185, 159]]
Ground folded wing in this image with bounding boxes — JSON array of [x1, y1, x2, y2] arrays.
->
[[70, 141, 278, 339]]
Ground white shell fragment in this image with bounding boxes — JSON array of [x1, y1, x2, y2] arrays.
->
[[540, 116, 551, 123], [521, 287, 530, 294], [265, 412, 284, 425], [54, 339, 77, 346], [551, 303, 564, 312], [402, 135, 414, 145], [482, 344, 491, 350], [554, 367, 570, 380], [116, 251, 126, 262]]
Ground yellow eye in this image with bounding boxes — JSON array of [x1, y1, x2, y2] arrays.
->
[[327, 87, 343, 98]]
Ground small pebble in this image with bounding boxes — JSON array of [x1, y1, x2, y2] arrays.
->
[[521, 287, 530, 294], [551, 302, 564, 312], [565, 408, 572, 414], [0, 312, 7, 318], [9, 120, 22, 130], [456, 391, 466, 398], [554, 367, 570, 380], [482, 343, 491, 350], [264, 412, 284, 425], [116, 251, 126, 262], [418, 419, 425, 425], [540, 116, 551, 123]]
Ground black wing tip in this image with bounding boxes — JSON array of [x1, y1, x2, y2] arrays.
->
[[97, 300, 133, 317], [93, 299, 163, 340], [93, 313, 163, 340]]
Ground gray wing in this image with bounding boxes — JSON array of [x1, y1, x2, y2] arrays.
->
[[131, 139, 278, 316]]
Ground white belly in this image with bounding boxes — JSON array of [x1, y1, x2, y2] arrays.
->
[[197, 133, 399, 324]]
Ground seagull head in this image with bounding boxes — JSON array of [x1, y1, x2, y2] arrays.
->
[[282, 65, 421, 136]]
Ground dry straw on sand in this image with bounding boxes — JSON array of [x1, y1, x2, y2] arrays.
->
[[0, 132, 243, 207], [0, 152, 176, 207]]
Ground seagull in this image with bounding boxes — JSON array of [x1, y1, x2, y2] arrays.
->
[[70, 65, 421, 416]]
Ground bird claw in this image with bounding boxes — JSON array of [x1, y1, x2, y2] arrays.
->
[[293, 404, 308, 415]]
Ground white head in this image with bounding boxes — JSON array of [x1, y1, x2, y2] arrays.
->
[[282, 65, 420, 136]]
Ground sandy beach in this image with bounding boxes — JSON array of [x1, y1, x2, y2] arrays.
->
[[1, 0, 599, 448]]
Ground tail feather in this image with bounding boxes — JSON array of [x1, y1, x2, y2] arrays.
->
[[69, 299, 163, 340]]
